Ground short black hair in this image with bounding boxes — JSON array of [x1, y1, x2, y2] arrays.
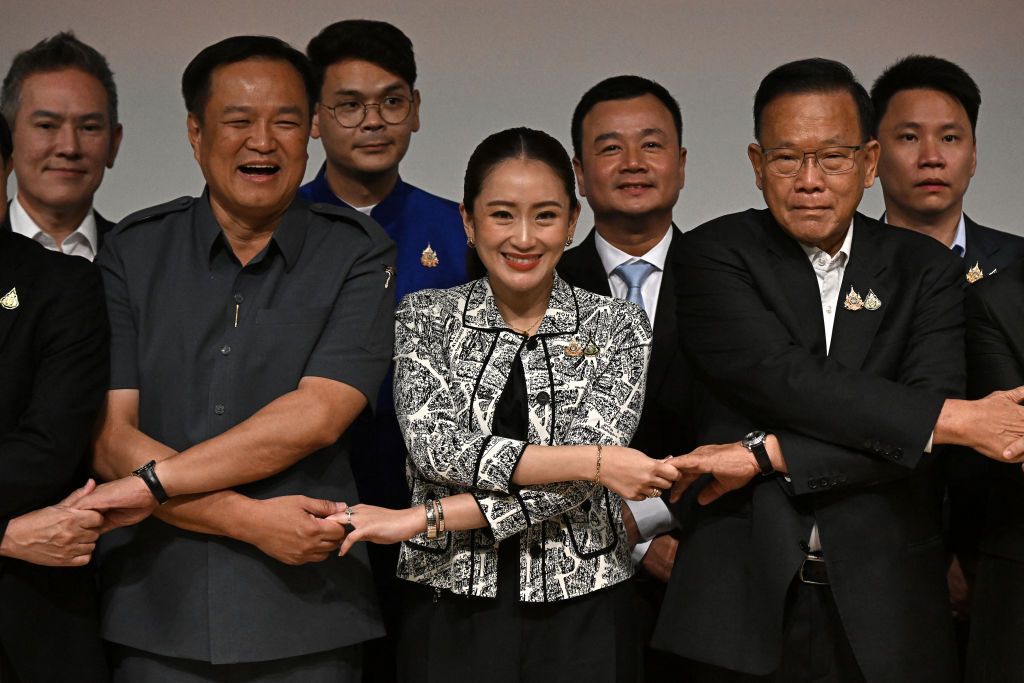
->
[[181, 35, 317, 123], [463, 127, 579, 214], [870, 55, 981, 137], [0, 116, 12, 164], [2, 31, 118, 130], [753, 58, 873, 143], [307, 20, 416, 97], [571, 75, 682, 160]]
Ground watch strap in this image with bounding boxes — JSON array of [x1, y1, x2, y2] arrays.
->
[[132, 460, 170, 504], [749, 438, 774, 476]]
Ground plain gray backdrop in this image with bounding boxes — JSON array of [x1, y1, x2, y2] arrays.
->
[[4, 0, 1023, 237]]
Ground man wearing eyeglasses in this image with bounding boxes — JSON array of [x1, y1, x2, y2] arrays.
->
[[653, 58, 1024, 682], [299, 20, 468, 683]]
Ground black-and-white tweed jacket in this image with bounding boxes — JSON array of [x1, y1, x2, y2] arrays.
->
[[393, 274, 652, 602]]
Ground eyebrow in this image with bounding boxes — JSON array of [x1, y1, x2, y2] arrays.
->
[[221, 105, 305, 116], [593, 127, 668, 144], [30, 109, 106, 122], [484, 199, 565, 208], [331, 82, 408, 98]]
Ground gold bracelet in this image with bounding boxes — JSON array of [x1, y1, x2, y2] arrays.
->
[[425, 499, 438, 540], [435, 499, 446, 534], [594, 444, 603, 484]]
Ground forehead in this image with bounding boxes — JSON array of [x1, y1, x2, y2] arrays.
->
[[479, 158, 567, 200], [17, 68, 109, 113], [881, 88, 969, 125], [206, 58, 308, 109], [322, 58, 410, 93], [582, 94, 677, 141], [759, 90, 861, 145]]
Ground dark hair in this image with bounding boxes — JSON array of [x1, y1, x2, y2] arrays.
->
[[307, 20, 416, 97], [0, 116, 11, 164], [182, 35, 317, 122], [571, 75, 682, 159], [870, 55, 980, 137], [463, 127, 579, 213], [753, 58, 873, 143], [2, 31, 118, 130]]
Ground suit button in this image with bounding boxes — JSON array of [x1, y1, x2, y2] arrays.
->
[[526, 337, 538, 351], [530, 543, 542, 558], [895, 447, 904, 457], [808, 479, 818, 489], [233, 293, 244, 304], [838, 473, 848, 483], [220, 345, 231, 356], [214, 404, 225, 415], [535, 391, 550, 405]]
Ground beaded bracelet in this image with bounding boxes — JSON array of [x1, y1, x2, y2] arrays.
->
[[594, 444, 603, 484]]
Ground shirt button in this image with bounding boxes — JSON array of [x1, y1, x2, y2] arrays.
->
[[233, 293, 244, 304], [817, 257, 826, 266], [214, 404, 225, 415], [535, 391, 550, 405], [825, 306, 832, 314], [220, 345, 231, 355]]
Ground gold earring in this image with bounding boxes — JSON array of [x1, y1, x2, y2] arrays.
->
[[565, 235, 574, 247], [467, 237, 476, 248]]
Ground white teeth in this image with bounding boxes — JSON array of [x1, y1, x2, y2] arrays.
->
[[504, 254, 538, 264]]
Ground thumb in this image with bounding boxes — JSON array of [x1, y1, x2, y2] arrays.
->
[[61, 479, 97, 507], [1002, 385, 1024, 404], [302, 497, 341, 518]]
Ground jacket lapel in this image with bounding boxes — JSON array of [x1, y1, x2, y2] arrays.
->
[[0, 231, 28, 350], [645, 227, 682, 403], [828, 214, 889, 370], [762, 213, 828, 356], [557, 231, 612, 297]]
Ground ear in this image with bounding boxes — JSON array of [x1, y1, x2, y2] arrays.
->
[[567, 202, 582, 243], [572, 156, 587, 198], [106, 123, 124, 169], [460, 202, 475, 244], [311, 105, 322, 140], [970, 137, 977, 179], [187, 113, 203, 164], [747, 143, 765, 191], [677, 147, 687, 191], [860, 139, 881, 189], [410, 89, 421, 134]]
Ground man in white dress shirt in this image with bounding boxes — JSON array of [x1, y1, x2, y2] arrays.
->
[[557, 74, 691, 681], [1, 32, 122, 260]]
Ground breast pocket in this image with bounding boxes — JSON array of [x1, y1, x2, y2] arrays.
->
[[562, 489, 620, 559], [250, 307, 331, 385]]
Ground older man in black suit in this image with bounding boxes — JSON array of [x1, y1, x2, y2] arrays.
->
[[0, 116, 111, 681], [653, 58, 1024, 683]]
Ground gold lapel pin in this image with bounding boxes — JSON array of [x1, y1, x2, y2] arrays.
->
[[864, 289, 882, 311], [843, 286, 864, 311], [564, 340, 583, 357], [0, 287, 19, 310], [420, 243, 439, 268], [966, 261, 984, 284], [583, 339, 600, 356]]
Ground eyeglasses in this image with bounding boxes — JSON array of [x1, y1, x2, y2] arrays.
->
[[320, 95, 413, 128], [758, 145, 862, 176]]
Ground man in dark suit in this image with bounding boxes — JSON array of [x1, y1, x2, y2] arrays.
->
[[871, 55, 1024, 282], [652, 58, 1024, 683], [1, 32, 122, 259], [557, 74, 691, 679], [962, 264, 1024, 681], [0, 115, 111, 681]]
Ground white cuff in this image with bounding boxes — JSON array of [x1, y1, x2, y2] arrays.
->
[[625, 497, 675, 542], [924, 432, 934, 454], [631, 539, 652, 565]]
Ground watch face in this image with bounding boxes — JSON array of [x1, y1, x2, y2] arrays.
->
[[743, 431, 766, 448]]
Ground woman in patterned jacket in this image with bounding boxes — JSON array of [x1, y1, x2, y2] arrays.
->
[[331, 128, 680, 682]]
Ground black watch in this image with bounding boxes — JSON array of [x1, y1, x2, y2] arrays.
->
[[132, 460, 170, 504], [742, 431, 775, 476]]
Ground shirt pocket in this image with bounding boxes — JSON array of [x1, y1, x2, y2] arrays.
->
[[255, 306, 331, 326], [249, 307, 332, 390], [562, 489, 620, 559]]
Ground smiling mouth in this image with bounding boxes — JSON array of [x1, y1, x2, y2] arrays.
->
[[238, 163, 280, 177], [503, 253, 543, 270]]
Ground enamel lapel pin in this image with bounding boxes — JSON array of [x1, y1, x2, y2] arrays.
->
[[966, 261, 984, 284], [0, 287, 19, 310], [420, 244, 439, 268], [844, 286, 882, 312]]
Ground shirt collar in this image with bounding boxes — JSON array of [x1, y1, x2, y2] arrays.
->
[[799, 220, 854, 267], [309, 163, 408, 221], [593, 225, 673, 276], [197, 190, 307, 271], [880, 210, 967, 256], [10, 194, 98, 253]]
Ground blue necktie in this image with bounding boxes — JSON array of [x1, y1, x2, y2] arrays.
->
[[613, 261, 657, 318]]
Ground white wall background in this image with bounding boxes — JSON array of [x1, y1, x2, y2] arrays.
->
[[4, 0, 1024, 236]]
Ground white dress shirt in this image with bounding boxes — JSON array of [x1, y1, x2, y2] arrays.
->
[[9, 196, 99, 261], [594, 227, 677, 563]]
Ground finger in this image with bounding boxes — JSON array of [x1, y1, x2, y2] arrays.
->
[[68, 553, 92, 567], [316, 520, 347, 543], [324, 513, 350, 525], [301, 497, 339, 518], [655, 463, 681, 481], [306, 552, 331, 564], [338, 528, 364, 556], [698, 480, 726, 506], [651, 477, 675, 490], [1004, 385, 1024, 404], [669, 474, 699, 502], [1002, 436, 1024, 462], [74, 509, 106, 529], [61, 479, 98, 507]]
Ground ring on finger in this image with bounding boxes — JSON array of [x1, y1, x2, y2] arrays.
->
[[345, 509, 354, 524], [647, 488, 662, 499]]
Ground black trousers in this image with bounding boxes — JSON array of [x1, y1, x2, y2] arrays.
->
[[966, 553, 1024, 682], [686, 579, 865, 683]]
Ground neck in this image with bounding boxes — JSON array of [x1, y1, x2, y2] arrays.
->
[[884, 199, 963, 249], [592, 212, 671, 256], [17, 192, 91, 247], [325, 161, 399, 208], [210, 200, 285, 266], [491, 275, 554, 334]]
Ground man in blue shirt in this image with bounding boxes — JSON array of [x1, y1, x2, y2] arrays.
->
[[300, 21, 468, 682]]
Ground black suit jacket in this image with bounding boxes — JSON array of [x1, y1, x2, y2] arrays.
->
[[964, 261, 1024, 561], [3, 203, 115, 253], [652, 210, 963, 682], [0, 230, 110, 681], [557, 227, 696, 460], [963, 215, 1024, 280]]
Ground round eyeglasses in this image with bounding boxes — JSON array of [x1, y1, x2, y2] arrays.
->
[[759, 145, 862, 176], [320, 95, 413, 128]]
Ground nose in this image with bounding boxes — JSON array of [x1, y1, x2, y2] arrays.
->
[[509, 216, 538, 250], [918, 137, 944, 168], [621, 144, 647, 172], [793, 152, 827, 193], [246, 120, 276, 153], [360, 104, 386, 130], [54, 122, 82, 158]]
